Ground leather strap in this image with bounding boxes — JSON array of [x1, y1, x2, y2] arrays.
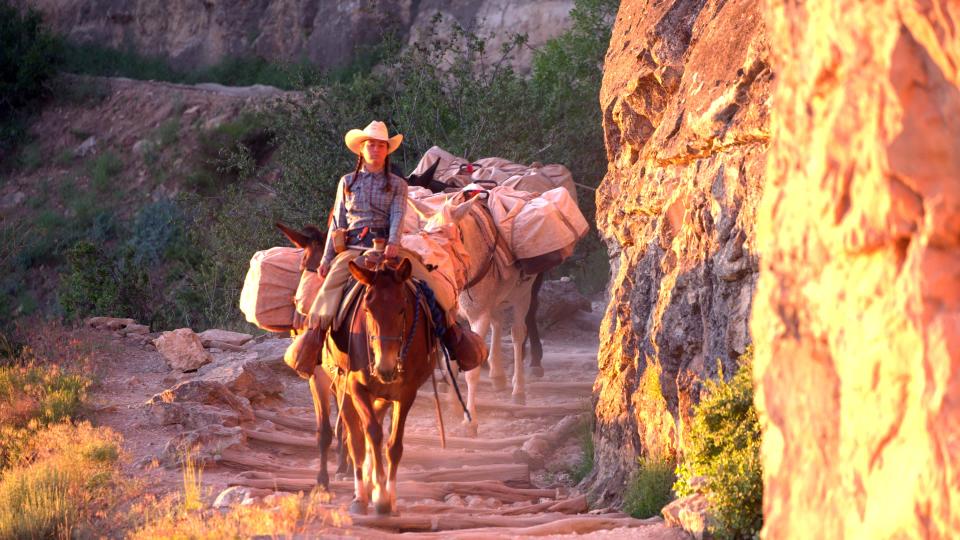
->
[[463, 204, 502, 291]]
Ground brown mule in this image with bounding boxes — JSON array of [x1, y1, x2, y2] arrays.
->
[[274, 222, 345, 489], [329, 257, 436, 516]]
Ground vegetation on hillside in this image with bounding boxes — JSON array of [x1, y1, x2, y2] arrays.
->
[[0, 1, 62, 161], [1, 0, 619, 335]]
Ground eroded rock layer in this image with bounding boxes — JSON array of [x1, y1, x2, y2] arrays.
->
[[591, 0, 770, 501], [752, 1, 960, 537], [16, 0, 572, 71]]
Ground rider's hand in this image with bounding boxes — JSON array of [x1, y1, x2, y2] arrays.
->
[[318, 262, 330, 278], [384, 243, 399, 259]]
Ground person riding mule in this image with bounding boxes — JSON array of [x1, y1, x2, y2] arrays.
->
[[307, 120, 485, 370]]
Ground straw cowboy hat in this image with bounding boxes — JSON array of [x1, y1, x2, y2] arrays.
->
[[344, 121, 403, 155]]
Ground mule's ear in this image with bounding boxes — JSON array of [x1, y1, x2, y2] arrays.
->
[[276, 222, 310, 249], [421, 159, 440, 187], [407, 159, 441, 190], [393, 258, 412, 282], [349, 260, 375, 285]]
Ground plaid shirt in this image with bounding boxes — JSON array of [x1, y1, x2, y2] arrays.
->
[[321, 169, 408, 264]]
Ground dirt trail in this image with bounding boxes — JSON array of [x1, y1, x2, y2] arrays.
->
[[88, 319, 689, 539]]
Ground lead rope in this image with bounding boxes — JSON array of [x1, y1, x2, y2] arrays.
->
[[397, 287, 422, 371], [430, 368, 447, 449], [442, 343, 472, 423]]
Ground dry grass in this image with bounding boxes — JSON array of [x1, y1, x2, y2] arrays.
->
[[131, 487, 351, 539], [0, 323, 355, 538], [180, 448, 204, 513], [0, 362, 90, 469], [0, 422, 129, 539]]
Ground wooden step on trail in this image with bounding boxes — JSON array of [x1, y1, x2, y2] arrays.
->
[[233, 463, 530, 485], [416, 390, 589, 417], [464, 379, 595, 395], [228, 478, 559, 503], [351, 511, 642, 534], [253, 409, 545, 451], [399, 496, 586, 517], [394, 515, 664, 538], [241, 429, 524, 467]]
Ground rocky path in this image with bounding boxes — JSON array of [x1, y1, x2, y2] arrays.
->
[[87, 317, 689, 539]]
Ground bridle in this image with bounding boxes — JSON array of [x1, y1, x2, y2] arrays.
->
[[361, 272, 422, 382]]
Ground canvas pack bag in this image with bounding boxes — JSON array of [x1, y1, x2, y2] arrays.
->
[[239, 246, 302, 332]]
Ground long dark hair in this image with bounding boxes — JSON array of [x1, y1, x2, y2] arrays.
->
[[345, 151, 392, 195]]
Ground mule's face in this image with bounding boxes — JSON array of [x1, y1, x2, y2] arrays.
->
[[350, 259, 414, 383], [362, 277, 407, 382]]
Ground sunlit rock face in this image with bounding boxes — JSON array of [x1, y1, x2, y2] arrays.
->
[[15, 0, 571, 72], [752, 1, 960, 537], [591, 0, 770, 502]]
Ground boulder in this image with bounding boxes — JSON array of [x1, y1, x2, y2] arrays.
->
[[536, 278, 591, 329], [213, 486, 269, 509], [74, 136, 96, 157], [662, 493, 712, 540], [85, 316, 137, 331], [149, 379, 254, 421], [132, 139, 154, 156], [194, 353, 282, 401], [153, 328, 212, 371], [123, 323, 150, 335], [197, 329, 253, 347], [753, 0, 960, 537], [159, 425, 246, 467], [590, 0, 770, 505], [149, 402, 242, 429], [0, 191, 26, 210], [245, 338, 293, 371]]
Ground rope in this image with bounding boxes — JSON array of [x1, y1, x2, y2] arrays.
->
[[430, 369, 447, 449], [441, 343, 472, 423], [398, 287, 422, 369]]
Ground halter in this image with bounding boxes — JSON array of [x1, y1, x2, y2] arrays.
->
[[361, 272, 422, 381]]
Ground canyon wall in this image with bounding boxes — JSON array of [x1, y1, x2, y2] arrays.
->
[[752, 0, 960, 537], [17, 0, 572, 71], [591, 0, 770, 501]]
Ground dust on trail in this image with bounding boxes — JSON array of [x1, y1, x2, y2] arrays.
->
[[88, 318, 689, 539]]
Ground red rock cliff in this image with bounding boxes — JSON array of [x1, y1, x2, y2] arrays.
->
[[592, 0, 770, 501], [753, 0, 960, 537]]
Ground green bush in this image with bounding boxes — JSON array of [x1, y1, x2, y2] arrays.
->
[[127, 199, 187, 266], [193, 112, 274, 193], [86, 150, 124, 192], [0, 1, 63, 158], [59, 241, 150, 323], [674, 349, 763, 539], [623, 457, 676, 518], [62, 42, 321, 90], [61, 41, 181, 82], [153, 117, 180, 148], [163, 189, 277, 331], [570, 416, 595, 483]]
